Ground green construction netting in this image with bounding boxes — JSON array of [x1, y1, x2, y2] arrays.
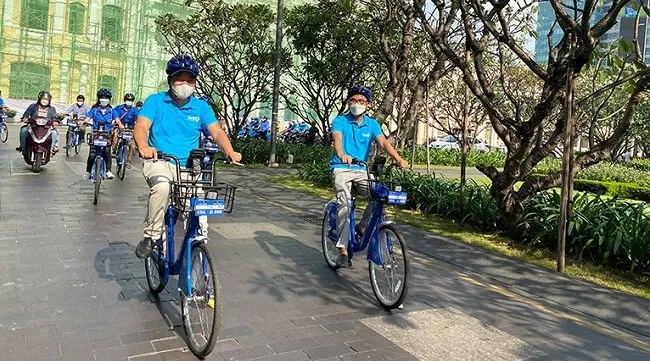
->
[[68, 3, 85, 35], [9, 62, 51, 99], [20, 0, 49, 31], [102, 5, 123, 42], [98, 75, 117, 93], [259, 101, 272, 118], [284, 96, 298, 121]]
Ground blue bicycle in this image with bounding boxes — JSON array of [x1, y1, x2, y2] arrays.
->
[[89, 130, 111, 205], [65, 116, 82, 156], [144, 151, 236, 358], [200, 136, 220, 183], [115, 128, 133, 181], [322, 159, 411, 309]]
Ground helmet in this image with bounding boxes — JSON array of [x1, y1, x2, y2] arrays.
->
[[77, 94, 85, 101], [166, 54, 200, 78], [37, 90, 51, 101], [97, 88, 112, 99], [346, 85, 372, 103], [124, 93, 135, 101]]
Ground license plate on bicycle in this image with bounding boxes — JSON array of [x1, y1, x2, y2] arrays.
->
[[94, 139, 108, 146], [387, 191, 407, 205], [122, 133, 133, 140], [191, 199, 225, 216]]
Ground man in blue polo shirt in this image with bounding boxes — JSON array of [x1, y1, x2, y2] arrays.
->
[[112, 92, 139, 165], [330, 85, 408, 268], [134, 54, 242, 259]]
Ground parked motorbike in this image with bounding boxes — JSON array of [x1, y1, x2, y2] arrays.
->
[[23, 116, 55, 173]]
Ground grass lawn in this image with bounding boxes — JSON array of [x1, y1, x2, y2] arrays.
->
[[266, 175, 650, 300]]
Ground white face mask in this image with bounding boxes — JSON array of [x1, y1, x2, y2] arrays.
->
[[350, 103, 366, 116], [40, 99, 49, 107], [77, 102, 84, 106], [99, 99, 109, 107], [125, 101, 133, 107], [172, 84, 195, 100]]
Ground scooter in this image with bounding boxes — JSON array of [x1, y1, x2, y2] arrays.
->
[[23, 117, 54, 173]]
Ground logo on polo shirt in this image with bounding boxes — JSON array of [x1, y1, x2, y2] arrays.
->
[[362, 133, 371, 138], [187, 116, 200, 122]]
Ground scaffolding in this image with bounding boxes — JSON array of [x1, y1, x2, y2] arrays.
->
[[0, 0, 190, 103]]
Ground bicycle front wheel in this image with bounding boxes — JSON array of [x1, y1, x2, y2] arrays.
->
[[1, 122, 9, 143], [119, 145, 129, 181], [181, 242, 222, 358], [93, 156, 101, 205], [369, 224, 410, 310]]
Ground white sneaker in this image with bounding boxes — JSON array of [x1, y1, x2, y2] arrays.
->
[[106, 171, 115, 179], [83, 172, 90, 180]]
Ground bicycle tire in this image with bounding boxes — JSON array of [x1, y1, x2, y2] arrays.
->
[[145, 249, 166, 294], [93, 156, 101, 205], [181, 242, 222, 358], [1, 122, 8, 143], [66, 132, 71, 157], [321, 201, 340, 270], [369, 223, 410, 310], [119, 145, 128, 181]]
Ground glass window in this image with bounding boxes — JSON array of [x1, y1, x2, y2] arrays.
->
[[9, 62, 51, 99], [21, 0, 49, 31], [68, 3, 85, 35], [102, 5, 123, 42]]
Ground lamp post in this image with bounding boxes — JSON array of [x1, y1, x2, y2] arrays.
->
[[268, 0, 285, 167]]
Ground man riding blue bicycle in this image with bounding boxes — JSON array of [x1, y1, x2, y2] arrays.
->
[[331, 85, 408, 268], [134, 54, 242, 259], [112, 92, 139, 168]]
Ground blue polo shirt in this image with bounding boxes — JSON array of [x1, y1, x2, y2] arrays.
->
[[113, 104, 139, 129], [139, 91, 216, 166], [330, 113, 384, 170], [87, 106, 115, 131]]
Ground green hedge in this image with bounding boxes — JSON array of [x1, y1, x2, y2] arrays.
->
[[232, 139, 330, 165], [574, 180, 650, 202], [401, 147, 506, 167]]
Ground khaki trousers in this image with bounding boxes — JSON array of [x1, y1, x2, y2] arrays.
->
[[142, 160, 208, 240]]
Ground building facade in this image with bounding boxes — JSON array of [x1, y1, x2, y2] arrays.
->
[[0, 0, 308, 106]]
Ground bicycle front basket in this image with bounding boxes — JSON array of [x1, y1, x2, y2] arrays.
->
[[369, 179, 408, 206]]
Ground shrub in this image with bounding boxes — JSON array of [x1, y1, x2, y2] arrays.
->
[[400, 147, 506, 167], [232, 139, 330, 165], [5, 109, 17, 118], [522, 191, 650, 272]]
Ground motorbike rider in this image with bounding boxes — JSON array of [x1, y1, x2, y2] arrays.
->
[[136, 101, 143, 111], [111, 93, 139, 167], [82, 88, 117, 180], [16, 91, 59, 154], [64, 94, 91, 147]]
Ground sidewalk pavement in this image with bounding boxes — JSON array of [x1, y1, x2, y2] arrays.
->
[[0, 133, 649, 361]]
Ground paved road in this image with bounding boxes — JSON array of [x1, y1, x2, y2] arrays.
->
[[1, 123, 649, 361]]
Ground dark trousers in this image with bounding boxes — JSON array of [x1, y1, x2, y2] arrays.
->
[[86, 146, 112, 172]]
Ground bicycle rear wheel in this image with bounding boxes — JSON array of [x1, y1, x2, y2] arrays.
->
[[369, 224, 410, 310], [93, 157, 101, 205], [145, 247, 166, 294], [181, 242, 222, 358], [321, 201, 340, 270]]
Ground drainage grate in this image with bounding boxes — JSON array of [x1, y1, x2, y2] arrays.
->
[[297, 214, 322, 225]]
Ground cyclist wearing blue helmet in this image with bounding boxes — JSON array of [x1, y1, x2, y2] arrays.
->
[[82, 88, 117, 179], [330, 85, 408, 268], [134, 54, 241, 259]]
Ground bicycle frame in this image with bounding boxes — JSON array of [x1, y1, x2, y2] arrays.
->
[[156, 205, 201, 297], [90, 147, 107, 181]]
